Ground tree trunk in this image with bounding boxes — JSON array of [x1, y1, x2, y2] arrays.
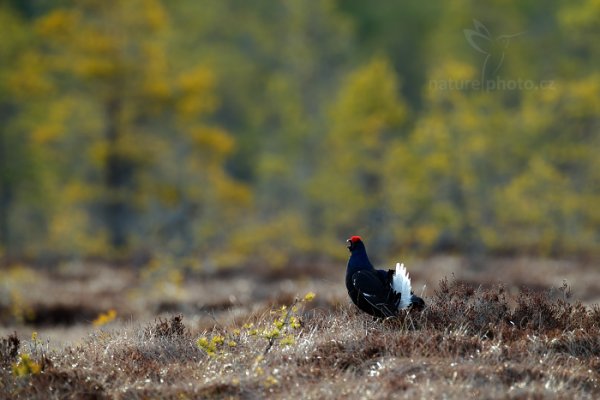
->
[[0, 130, 11, 259], [0, 104, 14, 261], [104, 96, 133, 251]]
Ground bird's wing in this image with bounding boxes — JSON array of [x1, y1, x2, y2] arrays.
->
[[352, 270, 397, 318]]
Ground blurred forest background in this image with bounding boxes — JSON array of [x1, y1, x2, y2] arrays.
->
[[1, 0, 599, 268]]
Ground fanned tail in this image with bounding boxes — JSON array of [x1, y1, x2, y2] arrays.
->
[[392, 262, 412, 309]]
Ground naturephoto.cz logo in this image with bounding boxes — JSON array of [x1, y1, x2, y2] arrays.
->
[[430, 19, 555, 91]]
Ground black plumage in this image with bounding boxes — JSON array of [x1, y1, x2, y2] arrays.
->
[[345, 236, 424, 318]]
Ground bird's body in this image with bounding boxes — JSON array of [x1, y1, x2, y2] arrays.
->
[[346, 236, 424, 318]]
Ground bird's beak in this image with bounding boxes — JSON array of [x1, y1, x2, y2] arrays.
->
[[346, 239, 352, 251]]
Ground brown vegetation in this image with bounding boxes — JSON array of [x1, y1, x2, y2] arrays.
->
[[1, 275, 599, 399]]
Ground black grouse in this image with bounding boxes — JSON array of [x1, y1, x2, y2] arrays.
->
[[346, 235, 425, 318]]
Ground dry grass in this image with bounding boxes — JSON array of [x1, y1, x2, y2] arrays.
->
[[1, 275, 599, 399]]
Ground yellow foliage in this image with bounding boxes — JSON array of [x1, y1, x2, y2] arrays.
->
[[35, 9, 78, 37], [565, 75, 600, 118], [30, 98, 80, 144], [9, 291, 35, 323], [189, 126, 235, 157], [140, 42, 171, 101], [211, 335, 225, 346], [212, 174, 253, 209], [142, 77, 171, 102], [196, 336, 217, 356], [63, 182, 96, 203], [139, 256, 186, 299], [8, 52, 54, 98], [414, 225, 440, 249], [494, 157, 574, 254], [12, 354, 41, 377], [431, 60, 476, 82], [303, 292, 316, 302], [74, 57, 120, 79], [76, 33, 118, 55], [559, 0, 600, 28], [257, 154, 289, 178], [331, 57, 407, 142], [1, 266, 38, 323], [176, 67, 218, 117], [280, 334, 295, 346], [263, 375, 279, 387], [93, 309, 117, 327], [227, 212, 311, 269], [48, 202, 109, 255], [263, 327, 280, 340], [141, 0, 168, 31], [3, 0, 599, 261], [154, 184, 180, 206], [31, 125, 62, 145], [88, 142, 108, 167]]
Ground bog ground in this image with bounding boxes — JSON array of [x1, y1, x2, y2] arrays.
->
[[1, 257, 599, 399]]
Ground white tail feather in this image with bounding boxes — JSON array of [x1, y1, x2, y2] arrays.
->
[[392, 262, 412, 309]]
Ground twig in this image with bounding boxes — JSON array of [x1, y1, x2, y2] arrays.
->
[[264, 298, 299, 356]]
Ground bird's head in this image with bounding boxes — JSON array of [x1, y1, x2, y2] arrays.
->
[[346, 235, 363, 252]]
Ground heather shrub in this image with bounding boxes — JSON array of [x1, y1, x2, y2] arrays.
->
[[1, 281, 599, 399]]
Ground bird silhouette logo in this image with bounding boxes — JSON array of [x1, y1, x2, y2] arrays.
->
[[464, 20, 524, 87]]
